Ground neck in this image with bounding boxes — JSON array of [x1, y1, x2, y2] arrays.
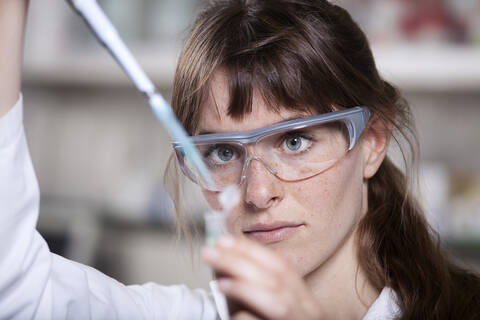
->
[[304, 230, 380, 319]]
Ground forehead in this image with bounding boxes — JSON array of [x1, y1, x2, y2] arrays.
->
[[197, 71, 311, 134]]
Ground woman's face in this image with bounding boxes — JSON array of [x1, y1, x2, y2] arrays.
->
[[197, 71, 373, 279]]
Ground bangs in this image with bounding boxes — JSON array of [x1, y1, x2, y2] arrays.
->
[[219, 47, 336, 120], [174, 0, 382, 134], [199, 2, 371, 121]]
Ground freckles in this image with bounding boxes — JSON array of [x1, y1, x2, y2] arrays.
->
[[295, 164, 354, 227], [294, 178, 330, 209]]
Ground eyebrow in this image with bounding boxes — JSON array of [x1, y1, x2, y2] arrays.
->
[[196, 115, 308, 135]]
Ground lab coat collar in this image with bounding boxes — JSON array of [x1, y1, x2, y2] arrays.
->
[[363, 287, 401, 319]]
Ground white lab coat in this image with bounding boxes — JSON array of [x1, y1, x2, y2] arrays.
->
[[0, 96, 400, 319]]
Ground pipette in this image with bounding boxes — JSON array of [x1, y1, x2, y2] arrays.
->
[[67, 0, 240, 256], [66, 0, 213, 188], [65, 3, 239, 316]]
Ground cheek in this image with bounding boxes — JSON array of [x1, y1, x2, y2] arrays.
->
[[293, 157, 363, 221], [285, 151, 365, 269], [201, 189, 222, 211]]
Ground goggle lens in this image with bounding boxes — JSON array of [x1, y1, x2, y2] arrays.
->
[[181, 120, 350, 191]]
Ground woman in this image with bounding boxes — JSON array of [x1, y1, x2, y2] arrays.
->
[[1, 0, 479, 319], [170, 0, 480, 319]]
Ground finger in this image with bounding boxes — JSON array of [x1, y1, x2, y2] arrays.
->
[[222, 278, 321, 320], [217, 236, 295, 276], [231, 310, 262, 320], [202, 243, 321, 319], [218, 236, 313, 297], [201, 246, 277, 289], [218, 278, 292, 320]]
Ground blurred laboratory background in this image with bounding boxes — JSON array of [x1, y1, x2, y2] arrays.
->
[[22, 0, 480, 290]]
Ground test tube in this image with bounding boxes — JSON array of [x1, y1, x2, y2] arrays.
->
[[204, 211, 227, 247], [204, 185, 239, 246]]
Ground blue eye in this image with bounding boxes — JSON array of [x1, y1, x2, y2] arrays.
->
[[282, 134, 312, 153], [285, 136, 302, 151], [216, 146, 235, 162], [203, 144, 239, 165]]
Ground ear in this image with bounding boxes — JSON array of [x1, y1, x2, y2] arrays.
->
[[361, 115, 393, 179]]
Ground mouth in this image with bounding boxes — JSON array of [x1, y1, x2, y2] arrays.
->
[[243, 222, 304, 244]]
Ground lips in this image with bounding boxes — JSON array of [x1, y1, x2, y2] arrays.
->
[[243, 222, 304, 244]]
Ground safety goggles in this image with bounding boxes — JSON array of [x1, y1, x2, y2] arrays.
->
[[173, 106, 371, 191]]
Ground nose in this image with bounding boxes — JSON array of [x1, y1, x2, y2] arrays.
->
[[243, 157, 284, 210]]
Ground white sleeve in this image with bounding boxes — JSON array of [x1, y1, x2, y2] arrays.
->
[[0, 96, 219, 320]]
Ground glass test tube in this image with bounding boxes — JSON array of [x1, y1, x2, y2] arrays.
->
[[204, 211, 227, 247]]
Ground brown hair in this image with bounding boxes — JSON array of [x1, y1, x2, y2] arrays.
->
[[167, 0, 480, 317]]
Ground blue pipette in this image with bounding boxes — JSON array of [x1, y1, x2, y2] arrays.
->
[[66, 0, 213, 188]]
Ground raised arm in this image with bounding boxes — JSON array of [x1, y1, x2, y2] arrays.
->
[[0, 0, 28, 117], [0, 2, 219, 318]]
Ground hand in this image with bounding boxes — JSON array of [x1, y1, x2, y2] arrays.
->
[[201, 235, 323, 320]]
